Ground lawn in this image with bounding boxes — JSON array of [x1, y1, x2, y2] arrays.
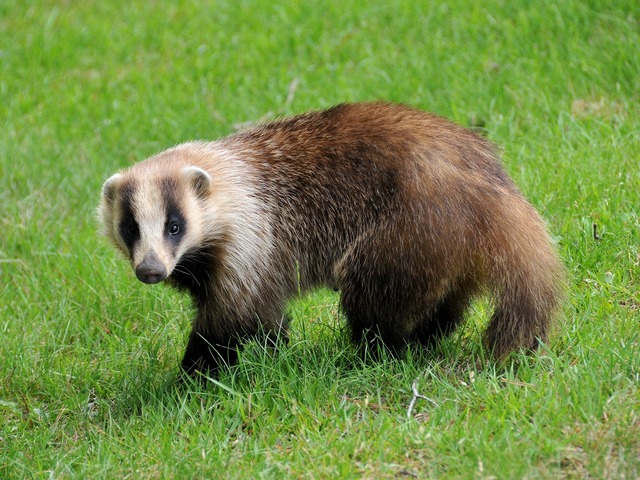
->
[[1, 0, 639, 478]]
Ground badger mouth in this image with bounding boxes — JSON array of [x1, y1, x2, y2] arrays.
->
[[135, 250, 168, 284]]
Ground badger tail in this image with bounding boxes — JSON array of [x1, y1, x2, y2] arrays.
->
[[483, 205, 565, 361]]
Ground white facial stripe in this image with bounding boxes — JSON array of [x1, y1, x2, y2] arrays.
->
[[131, 180, 170, 268]]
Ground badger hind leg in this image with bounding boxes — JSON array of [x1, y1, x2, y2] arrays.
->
[[342, 297, 411, 360], [336, 225, 436, 359], [412, 278, 478, 348], [338, 263, 414, 358]]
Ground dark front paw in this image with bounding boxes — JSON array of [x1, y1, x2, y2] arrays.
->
[[180, 354, 217, 378], [179, 331, 240, 384]]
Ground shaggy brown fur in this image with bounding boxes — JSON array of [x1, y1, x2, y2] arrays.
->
[[99, 102, 564, 379]]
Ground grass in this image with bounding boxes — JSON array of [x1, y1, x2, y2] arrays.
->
[[1, 0, 639, 478]]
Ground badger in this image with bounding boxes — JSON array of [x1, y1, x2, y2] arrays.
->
[[98, 102, 564, 380]]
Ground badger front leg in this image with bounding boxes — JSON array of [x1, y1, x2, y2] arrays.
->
[[179, 309, 290, 382], [180, 327, 240, 380]]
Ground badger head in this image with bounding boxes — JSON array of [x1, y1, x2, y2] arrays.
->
[[99, 164, 212, 284]]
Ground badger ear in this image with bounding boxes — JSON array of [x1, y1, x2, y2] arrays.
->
[[101, 173, 123, 205], [182, 166, 211, 198]]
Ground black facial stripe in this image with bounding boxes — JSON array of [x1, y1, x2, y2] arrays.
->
[[118, 181, 140, 257], [161, 178, 187, 252]]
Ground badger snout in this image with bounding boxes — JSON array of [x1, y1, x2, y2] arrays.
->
[[135, 250, 168, 284]]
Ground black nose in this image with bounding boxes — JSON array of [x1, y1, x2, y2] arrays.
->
[[135, 251, 168, 284]]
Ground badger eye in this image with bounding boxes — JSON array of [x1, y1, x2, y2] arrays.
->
[[168, 223, 180, 235], [165, 212, 185, 240], [126, 224, 138, 237]]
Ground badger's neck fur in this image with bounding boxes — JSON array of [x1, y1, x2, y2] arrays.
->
[[163, 142, 285, 330]]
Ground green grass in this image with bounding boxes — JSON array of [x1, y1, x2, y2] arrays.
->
[[1, 0, 639, 478]]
